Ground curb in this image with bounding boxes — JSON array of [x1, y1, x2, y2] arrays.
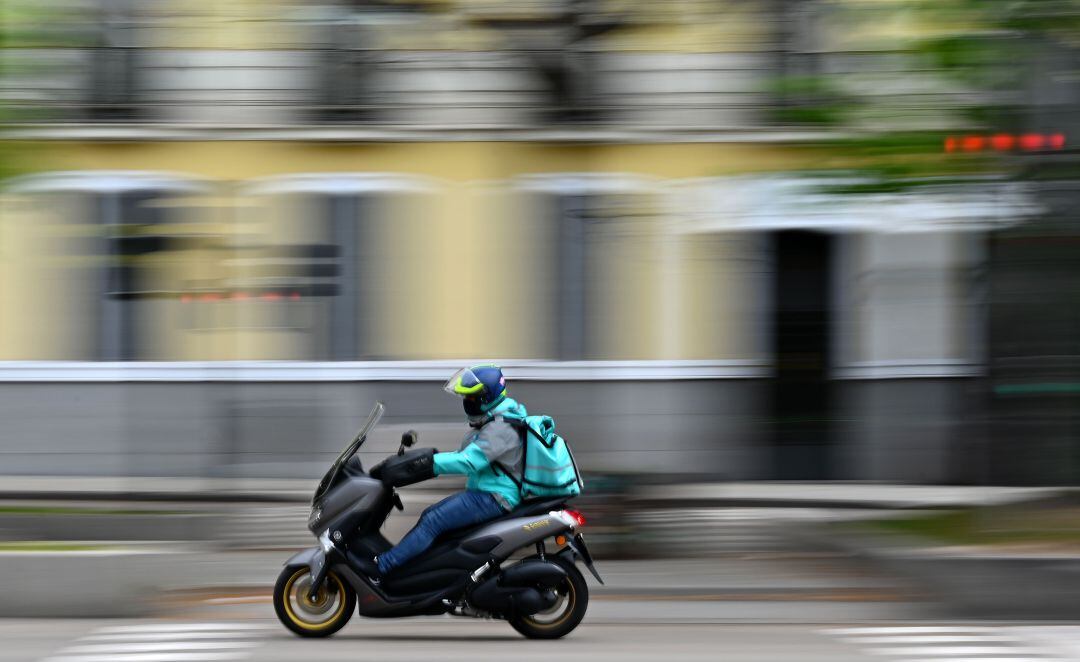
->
[[794, 521, 1080, 620]]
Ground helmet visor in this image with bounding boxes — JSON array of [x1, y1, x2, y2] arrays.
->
[[443, 368, 485, 398]]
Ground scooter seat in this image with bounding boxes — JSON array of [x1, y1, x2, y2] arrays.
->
[[375, 496, 574, 587], [494, 496, 571, 523], [438, 496, 571, 542]]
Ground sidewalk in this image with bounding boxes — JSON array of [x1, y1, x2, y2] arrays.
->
[[1, 477, 1065, 560], [632, 483, 1064, 510]]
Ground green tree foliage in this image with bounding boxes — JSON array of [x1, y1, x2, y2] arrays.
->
[[0, 0, 85, 181], [777, 0, 1080, 191]]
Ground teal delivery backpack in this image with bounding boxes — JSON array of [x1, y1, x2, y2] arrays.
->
[[508, 415, 583, 499]]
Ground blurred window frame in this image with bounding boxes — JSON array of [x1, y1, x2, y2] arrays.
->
[[515, 173, 659, 360], [3, 171, 212, 361], [238, 173, 438, 360]]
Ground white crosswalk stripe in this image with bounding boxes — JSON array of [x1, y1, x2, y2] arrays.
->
[[823, 625, 1072, 662], [41, 622, 271, 662], [1010, 627, 1080, 661], [82, 632, 260, 642]]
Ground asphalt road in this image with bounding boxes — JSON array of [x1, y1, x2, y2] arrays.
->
[[0, 616, 886, 662], [7, 600, 1080, 662]]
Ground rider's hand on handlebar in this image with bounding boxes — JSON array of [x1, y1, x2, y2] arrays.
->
[[374, 448, 437, 487]]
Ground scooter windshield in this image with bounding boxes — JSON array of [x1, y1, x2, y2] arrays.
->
[[314, 402, 386, 503], [335, 401, 385, 465]]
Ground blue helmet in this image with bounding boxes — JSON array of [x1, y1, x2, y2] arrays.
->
[[444, 364, 507, 418]]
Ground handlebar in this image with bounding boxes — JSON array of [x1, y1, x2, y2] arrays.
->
[[369, 447, 437, 488]]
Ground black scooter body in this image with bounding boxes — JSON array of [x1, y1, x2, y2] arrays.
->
[[286, 452, 599, 620]]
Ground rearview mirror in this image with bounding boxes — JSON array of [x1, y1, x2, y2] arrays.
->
[[401, 430, 418, 448]]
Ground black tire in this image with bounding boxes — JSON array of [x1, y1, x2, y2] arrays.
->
[[509, 556, 589, 640], [274, 565, 355, 638]]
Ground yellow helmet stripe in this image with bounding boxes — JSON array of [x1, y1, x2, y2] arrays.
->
[[453, 378, 484, 395]]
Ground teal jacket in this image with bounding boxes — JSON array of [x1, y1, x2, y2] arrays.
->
[[433, 398, 527, 511]]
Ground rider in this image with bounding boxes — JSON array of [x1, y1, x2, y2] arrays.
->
[[368, 364, 526, 578]]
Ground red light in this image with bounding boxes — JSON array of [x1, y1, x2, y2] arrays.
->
[[180, 294, 192, 304], [233, 291, 249, 301], [946, 132, 1066, 154], [290, 292, 301, 301], [1020, 134, 1046, 151], [200, 293, 219, 302], [564, 510, 586, 527], [990, 134, 1015, 151], [262, 292, 281, 301], [961, 135, 985, 152]]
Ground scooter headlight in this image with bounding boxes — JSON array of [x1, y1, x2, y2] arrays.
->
[[318, 529, 336, 553]]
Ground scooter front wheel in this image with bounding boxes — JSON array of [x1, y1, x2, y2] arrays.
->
[[274, 565, 355, 638]]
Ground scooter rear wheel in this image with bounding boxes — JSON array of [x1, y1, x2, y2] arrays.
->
[[509, 556, 589, 640], [274, 565, 355, 638]]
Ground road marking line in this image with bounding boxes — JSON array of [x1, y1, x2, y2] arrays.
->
[[82, 631, 260, 642], [867, 646, 1043, 657], [93, 623, 271, 634], [40, 621, 268, 662], [1002, 626, 1080, 661], [826, 626, 997, 635], [44, 654, 247, 662], [876, 659, 1048, 662], [63, 641, 255, 654], [847, 634, 1019, 644], [822, 625, 1060, 662]]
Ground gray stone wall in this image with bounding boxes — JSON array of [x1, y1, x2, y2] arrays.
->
[[0, 380, 767, 481], [0, 377, 987, 483]]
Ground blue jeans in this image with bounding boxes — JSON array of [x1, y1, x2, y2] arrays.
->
[[377, 490, 505, 575]]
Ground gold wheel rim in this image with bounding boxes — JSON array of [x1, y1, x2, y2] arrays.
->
[[281, 568, 348, 631], [523, 579, 576, 629]]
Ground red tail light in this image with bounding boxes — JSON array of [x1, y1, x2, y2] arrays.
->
[[564, 510, 586, 527]]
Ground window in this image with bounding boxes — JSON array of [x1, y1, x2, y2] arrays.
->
[[518, 175, 659, 359], [2, 173, 210, 360], [88, 0, 142, 120], [237, 175, 433, 360]]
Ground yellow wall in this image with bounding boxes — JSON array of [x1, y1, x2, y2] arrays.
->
[[0, 192, 92, 359], [2, 140, 804, 361], [37, 141, 816, 182]]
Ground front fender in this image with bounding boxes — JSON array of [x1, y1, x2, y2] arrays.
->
[[283, 546, 328, 599], [283, 546, 321, 569]]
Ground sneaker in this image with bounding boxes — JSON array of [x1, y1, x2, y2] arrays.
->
[[348, 551, 382, 584], [362, 555, 383, 582]]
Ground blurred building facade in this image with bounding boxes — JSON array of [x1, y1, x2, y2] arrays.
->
[[0, 0, 1075, 484]]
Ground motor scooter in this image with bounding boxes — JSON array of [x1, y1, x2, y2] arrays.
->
[[273, 402, 601, 639]]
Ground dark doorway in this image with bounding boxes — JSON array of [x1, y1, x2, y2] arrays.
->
[[770, 230, 835, 479]]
